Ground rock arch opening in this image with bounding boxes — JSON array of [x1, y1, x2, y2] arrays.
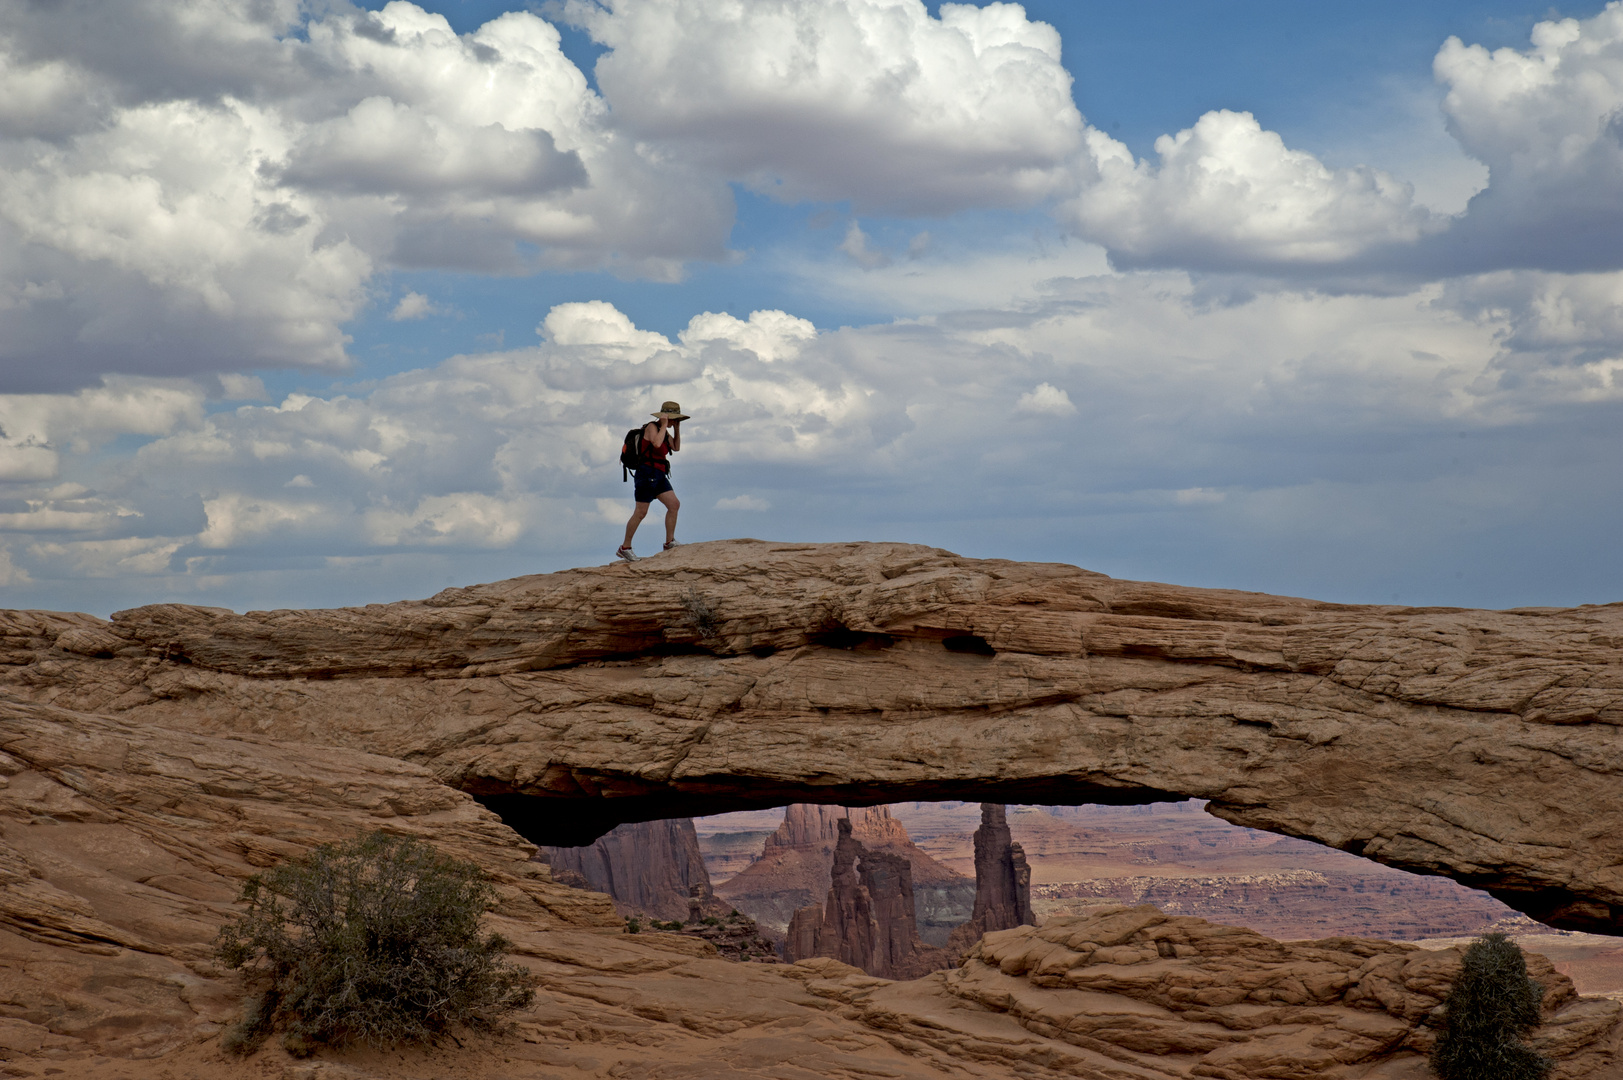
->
[[5, 539, 1621, 936]]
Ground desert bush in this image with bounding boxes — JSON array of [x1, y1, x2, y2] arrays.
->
[[680, 587, 720, 639], [215, 831, 534, 1054], [1432, 932, 1551, 1080]]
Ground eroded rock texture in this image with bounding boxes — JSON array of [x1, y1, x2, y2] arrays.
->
[[946, 803, 1034, 955], [718, 804, 971, 944], [0, 695, 1620, 1077], [786, 818, 952, 979], [4, 539, 1623, 931], [945, 905, 1622, 1079], [542, 817, 716, 922]]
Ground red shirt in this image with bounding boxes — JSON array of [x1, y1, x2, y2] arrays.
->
[[644, 426, 671, 473]]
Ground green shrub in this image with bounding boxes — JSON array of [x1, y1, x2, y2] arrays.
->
[[1432, 932, 1552, 1080], [215, 831, 534, 1054], [625, 917, 642, 934]]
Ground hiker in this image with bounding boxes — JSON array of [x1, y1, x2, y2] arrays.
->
[[617, 400, 688, 562]]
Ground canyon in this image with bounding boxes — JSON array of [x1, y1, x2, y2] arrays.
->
[[2, 539, 1623, 1077], [713, 803, 973, 945]]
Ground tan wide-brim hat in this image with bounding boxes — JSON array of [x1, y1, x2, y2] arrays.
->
[[651, 400, 691, 421]]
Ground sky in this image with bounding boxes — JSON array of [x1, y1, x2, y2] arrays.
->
[[3, 0, 1623, 616]]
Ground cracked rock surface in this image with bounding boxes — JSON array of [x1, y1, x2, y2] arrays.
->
[[4, 539, 1623, 934], [0, 693, 1618, 1078]]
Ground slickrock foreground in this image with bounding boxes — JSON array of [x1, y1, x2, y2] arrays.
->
[[4, 539, 1622, 932], [943, 905, 1622, 1079], [0, 691, 1618, 1078]]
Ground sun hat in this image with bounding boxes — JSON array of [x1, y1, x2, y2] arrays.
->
[[651, 400, 691, 420]]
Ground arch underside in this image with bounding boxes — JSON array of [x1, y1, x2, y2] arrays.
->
[[6, 540, 1620, 934]]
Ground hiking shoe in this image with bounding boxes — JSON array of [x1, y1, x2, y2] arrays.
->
[[663, 539, 680, 551], [616, 545, 639, 562]]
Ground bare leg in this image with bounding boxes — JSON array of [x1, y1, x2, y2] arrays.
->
[[657, 489, 680, 544], [623, 502, 650, 549]]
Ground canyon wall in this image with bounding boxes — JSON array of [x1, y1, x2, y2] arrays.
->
[[5, 539, 1623, 932], [543, 817, 715, 923], [717, 804, 973, 944], [785, 818, 953, 979]]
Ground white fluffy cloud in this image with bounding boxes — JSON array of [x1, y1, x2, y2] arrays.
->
[[10, 273, 1623, 612], [1433, 5, 1623, 270], [0, 0, 730, 390], [563, 0, 1086, 214], [1015, 382, 1075, 415], [1062, 111, 1441, 271]]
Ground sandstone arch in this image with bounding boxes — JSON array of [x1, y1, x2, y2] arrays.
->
[[5, 540, 1622, 934]]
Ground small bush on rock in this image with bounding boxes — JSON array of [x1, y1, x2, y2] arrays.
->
[[1432, 932, 1551, 1080], [215, 831, 534, 1054]]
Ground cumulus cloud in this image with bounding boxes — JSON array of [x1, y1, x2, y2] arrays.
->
[[1015, 382, 1075, 415], [1432, 6, 1623, 271], [389, 292, 444, 321], [1062, 111, 1442, 271], [12, 275, 1621, 613], [0, 0, 731, 390], [562, 0, 1086, 214]]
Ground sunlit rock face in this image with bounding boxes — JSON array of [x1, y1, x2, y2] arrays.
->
[[5, 539, 1623, 933], [716, 804, 972, 945]]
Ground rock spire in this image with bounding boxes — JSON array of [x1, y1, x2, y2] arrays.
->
[[785, 818, 953, 979], [946, 803, 1035, 956]]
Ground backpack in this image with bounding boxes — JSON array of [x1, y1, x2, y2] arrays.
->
[[619, 425, 647, 481]]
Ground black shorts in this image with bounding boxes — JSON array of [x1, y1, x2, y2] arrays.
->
[[634, 467, 673, 503]]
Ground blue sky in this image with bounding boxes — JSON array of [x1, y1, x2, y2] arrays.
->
[[3, 0, 1623, 616]]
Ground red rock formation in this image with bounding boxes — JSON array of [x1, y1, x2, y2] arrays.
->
[[767, 803, 910, 849], [718, 804, 972, 944], [946, 803, 1034, 956], [787, 818, 954, 979], [11, 539, 1623, 932], [544, 817, 718, 923]]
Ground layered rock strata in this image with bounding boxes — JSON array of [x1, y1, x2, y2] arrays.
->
[[0, 693, 1620, 1078], [5, 540, 1623, 932], [940, 904, 1622, 1079], [542, 817, 717, 923], [945, 803, 1034, 955], [717, 804, 972, 944], [787, 818, 953, 979]]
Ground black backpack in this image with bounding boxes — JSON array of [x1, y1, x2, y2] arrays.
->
[[619, 425, 647, 481]]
